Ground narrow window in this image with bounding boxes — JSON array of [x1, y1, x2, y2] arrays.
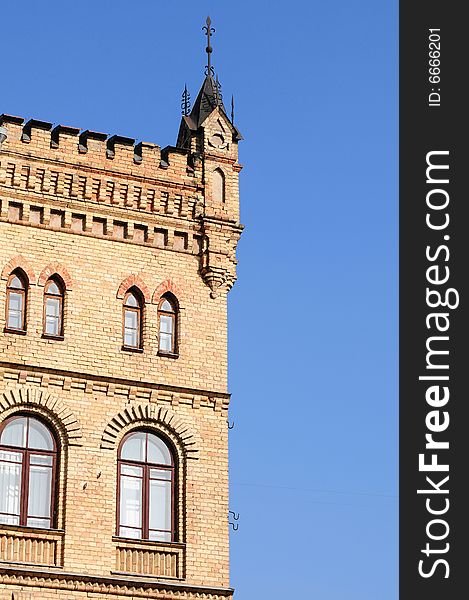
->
[[212, 168, 225, 203], [6, 271, 27, 332], [158, 295, 177, 355], [123, 289, 143, 349], [117, 430, 175, 542], [0, 415, 57, 528], [43, 278, 65, 338]]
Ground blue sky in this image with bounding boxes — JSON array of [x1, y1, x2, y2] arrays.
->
[[3, 1, 398, 598]]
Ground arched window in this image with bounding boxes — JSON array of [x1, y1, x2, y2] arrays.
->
[[117, 430, 175, 542], [212, 168, 225, 203], [43, 277, 65, 337], [0, 415, 57, 528], [158, 295, 177, 355], [6, 270, 28, 332], [123, 289, 143, 350]]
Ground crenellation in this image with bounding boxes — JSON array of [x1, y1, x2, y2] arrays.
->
[[51, 124, 80, 151], [0, 115, 208, 186], [21, 118, 53, 144]]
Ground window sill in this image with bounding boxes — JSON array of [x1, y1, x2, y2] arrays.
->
[[121, 345, 144, 353], [112, 535, 184, 548], [3, 327, 27, 336], [0, 524, 64, 536], [157, 350, 179, 359], [42, 334, 64, 341]]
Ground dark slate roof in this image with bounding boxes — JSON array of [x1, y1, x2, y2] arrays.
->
[[189, 75, 225, 129]]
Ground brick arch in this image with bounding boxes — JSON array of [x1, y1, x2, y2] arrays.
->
[[101, 404, 199, 459], [0, 386, 83, 446], [116, 274, 151, 303], [37, 263, 73, 290], [1, 255, 36, 282], [152, 279, 182, 304]]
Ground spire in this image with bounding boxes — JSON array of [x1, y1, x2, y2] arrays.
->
[[203, 16, 215, 77], [176, 17, 243, 147], [188, 16, 226, 129]]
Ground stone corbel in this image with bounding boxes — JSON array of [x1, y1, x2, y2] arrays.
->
[[199, 223, 241, 297]]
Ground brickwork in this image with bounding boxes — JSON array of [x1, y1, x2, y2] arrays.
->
[[0, 68, 242, 599]]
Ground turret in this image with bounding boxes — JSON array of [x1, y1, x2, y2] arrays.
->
[[176, 17, 244, 297]]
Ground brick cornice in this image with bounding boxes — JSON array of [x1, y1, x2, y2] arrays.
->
[[0, 362, 231, 408], [0, 565, 234, 598]]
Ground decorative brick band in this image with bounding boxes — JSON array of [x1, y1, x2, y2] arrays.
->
[[152, 279, 183, 303], [0, 568, 233, 599], [1, 254, 36, 282], [37, 262, 73, 289], [0, 386, 83, 445], [101, 404, 199, 459], [116, 274, 151, 303]]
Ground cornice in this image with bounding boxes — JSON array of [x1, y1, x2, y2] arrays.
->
[[0, 362, 231, 410], [0, 565, 234, 598]]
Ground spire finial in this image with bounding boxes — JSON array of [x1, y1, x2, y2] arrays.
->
[[231, 95, 235, 125], [181, 84, 191, 116], [203, 16, 215, 76]]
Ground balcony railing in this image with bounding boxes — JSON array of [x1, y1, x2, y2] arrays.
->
[[0, 525, 64, 567], [113, 537, 185, 579]]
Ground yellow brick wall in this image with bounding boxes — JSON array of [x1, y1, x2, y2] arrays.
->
[[0, 107, 241, 599], [0, 221, 228, 392]]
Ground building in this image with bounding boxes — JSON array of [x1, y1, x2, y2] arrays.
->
[[0, 18, 243, 600]]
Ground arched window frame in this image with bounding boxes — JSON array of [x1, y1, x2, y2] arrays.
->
[[116, 429, 176, 542], [0, 414, 58, 529], [5, 269, 28, 333], [122, 288, 144, 351], [157, 294, 178, 357], [42, 276, 65, 339]]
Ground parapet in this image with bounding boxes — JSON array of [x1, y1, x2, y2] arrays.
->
[[0, 114, 196, 183]]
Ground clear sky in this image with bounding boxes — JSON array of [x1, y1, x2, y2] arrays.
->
[[3, 1, 398, 598]]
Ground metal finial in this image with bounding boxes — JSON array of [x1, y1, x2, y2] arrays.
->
[[215, 74, 223, 103], [203, 16, 215, 76], [181, 84, 191, 116], [231, 95, 235, 125]]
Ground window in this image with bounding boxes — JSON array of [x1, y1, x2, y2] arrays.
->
[[43, 278, 65, 337], [6, 271, 27, 332], [117, 431, 175, 542], [0, 415, 57, 529], [158, 295, 177, 355], [123, 289, 143, 349], [212, 168, 225, 203]]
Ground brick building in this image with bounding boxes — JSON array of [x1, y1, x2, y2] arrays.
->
[[0, 20, 243, 600]]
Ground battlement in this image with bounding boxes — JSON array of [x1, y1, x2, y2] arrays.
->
[[0, 114, 202, 183]]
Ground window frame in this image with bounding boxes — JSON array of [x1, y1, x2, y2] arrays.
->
[[157, 295, 178, 357], [0, 414, 58, 530], [5, 271, 28, 334], [116, 430, 176, 543], [122, 289, 144, 352], [42, 277, 65, 339]]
